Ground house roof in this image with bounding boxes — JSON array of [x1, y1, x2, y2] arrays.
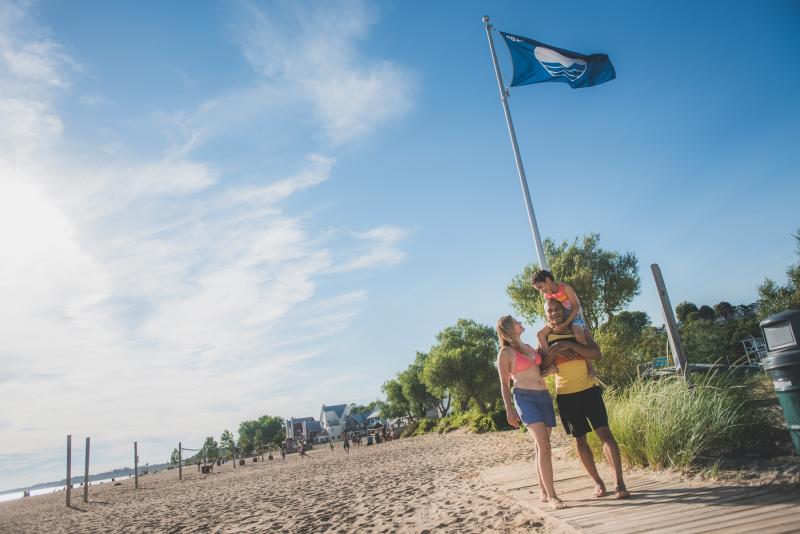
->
[[287, 416, 315, 424], [303, 420, 322, 433], [321, 404, 347, 418], [347, 413, 368, 425], [367, 409, 382, 420]]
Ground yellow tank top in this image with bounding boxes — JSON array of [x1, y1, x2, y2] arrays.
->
[[554, 359, 599, 394], [547, 330, 598, 394]]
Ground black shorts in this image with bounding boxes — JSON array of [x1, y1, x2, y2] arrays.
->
[[555, 386, 609, 438]]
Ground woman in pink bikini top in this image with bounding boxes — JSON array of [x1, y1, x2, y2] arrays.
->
[[495, 315, 566, 510]]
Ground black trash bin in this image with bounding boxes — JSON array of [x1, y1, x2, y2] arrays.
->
[[760, 310, 800, 455]]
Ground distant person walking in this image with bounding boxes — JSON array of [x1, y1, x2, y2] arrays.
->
[[343, 435, 351, 454], [330, 440, 335, 451], [544, 298, 630, 499], [280, 445, 286, 461], [496, 315, 566, 509]]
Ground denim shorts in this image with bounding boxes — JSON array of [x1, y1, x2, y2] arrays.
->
[[570, 311, 587, 329], [513, 388, 556, 427]]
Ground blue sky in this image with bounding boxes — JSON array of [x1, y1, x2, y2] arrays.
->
[[1, 0, 798, 489]]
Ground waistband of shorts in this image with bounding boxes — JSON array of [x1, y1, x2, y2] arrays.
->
[[513, 387, 551, 396]]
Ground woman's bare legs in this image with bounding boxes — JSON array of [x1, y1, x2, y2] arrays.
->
[[536, 442, 548, 502], [527, 423, 566, 509]]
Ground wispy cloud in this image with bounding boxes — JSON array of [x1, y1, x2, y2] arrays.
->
[[332, 225, 411, 272], [0, 1, 415, 490]]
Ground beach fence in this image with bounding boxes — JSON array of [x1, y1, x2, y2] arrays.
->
[[65, 435, 92, 507], [64, 434, 154, 507]]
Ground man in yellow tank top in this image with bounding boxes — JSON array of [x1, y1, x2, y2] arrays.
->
[[544, 299, 630, 499]]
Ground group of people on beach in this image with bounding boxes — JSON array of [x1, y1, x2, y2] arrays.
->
[[496, 270, 630, 510]]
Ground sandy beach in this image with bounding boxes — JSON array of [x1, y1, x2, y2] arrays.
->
[[0, 430, 557, 533]]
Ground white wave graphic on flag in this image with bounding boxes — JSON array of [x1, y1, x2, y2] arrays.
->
[[533, 46, 587, 81]]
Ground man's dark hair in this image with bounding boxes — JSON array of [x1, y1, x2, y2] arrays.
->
[[545, 298, 565, 312], [532, 269, 554, 284]]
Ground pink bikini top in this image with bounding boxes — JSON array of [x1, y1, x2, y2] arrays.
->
[[511, 345, 542, 376]]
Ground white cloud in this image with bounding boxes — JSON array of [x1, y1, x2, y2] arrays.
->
[[332, 225, 410, 272], [0, 1, 414, 490], [194, 0, 418, 147]]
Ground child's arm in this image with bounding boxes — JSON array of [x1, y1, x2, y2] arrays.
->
[[537, 326, 552, 354]]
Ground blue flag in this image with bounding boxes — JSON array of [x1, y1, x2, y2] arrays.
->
[[499, 31, 615, 89]]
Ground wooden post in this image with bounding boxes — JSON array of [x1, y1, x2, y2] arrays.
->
[[83, 437, 90, 503], [651, 263, 690, 380], [232, 445, 236, 469], [134, 441, 139, 489], [66, 435, 72, 507], [178, 442, 182, 481]]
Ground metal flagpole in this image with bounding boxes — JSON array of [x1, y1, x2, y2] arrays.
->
[[482, 15, 549, 271]]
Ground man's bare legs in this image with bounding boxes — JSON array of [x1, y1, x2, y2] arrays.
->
[[574, 435, 607, 497], [594, 427, 630, 498], [528, 423, 566, 509]]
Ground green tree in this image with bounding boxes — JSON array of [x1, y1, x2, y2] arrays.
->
[[399, 352, 442, 419], [255, 415, 284, 447], [238, 420, 258, 453], [507, 234, 640, 329], [237, 416, 284, 453], [170, 447, 180, 465], [220, 429, 235, 458], [686, 311, 701, 323], [271, 427, 286, 447], [593, 311, 653, 386], [698, 305, 716, 321], [202, 436, 219, 460], [382, 378, 415, 422], [422, 319, 499, 413], [758, 230, 800, 319], [714, 301, 736, 321], [675, 301, 699, 322], [680, 319, 730, 363]]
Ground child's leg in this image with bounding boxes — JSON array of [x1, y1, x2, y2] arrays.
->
[[570, 323, 587, 345]]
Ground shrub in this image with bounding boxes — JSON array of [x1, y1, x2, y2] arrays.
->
[[586, 373, 751, 471], [413, 418, 437, 436], [468, 412, 495, 433], [400, 422, 418, 438]]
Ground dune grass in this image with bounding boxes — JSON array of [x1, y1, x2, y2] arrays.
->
[[587, 373, 752, 471]]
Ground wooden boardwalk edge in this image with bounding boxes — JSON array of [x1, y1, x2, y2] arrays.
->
[[481, 458, 800, 534]]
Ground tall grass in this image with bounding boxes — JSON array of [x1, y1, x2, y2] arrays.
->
[[587, 373, 751, 471]]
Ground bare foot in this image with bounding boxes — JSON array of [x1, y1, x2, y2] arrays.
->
[[594, 482, 607, 498], [614, 486, 631, 499], [539, 490, 549, 503], [548, 497, 567, 510]]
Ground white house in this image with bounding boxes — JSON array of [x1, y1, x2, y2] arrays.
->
[[366, 408, 384, 428], [319, 404, 350, 440]]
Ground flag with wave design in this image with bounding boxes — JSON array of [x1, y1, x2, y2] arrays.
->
[[499, 31, 615, 89]]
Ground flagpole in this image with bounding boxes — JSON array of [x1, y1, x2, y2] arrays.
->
[[482, 16, 549, 271]]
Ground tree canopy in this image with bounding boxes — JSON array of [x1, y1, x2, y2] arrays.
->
[[507, 234, 640, 329], [422, 319, 499, 413], [758, 229, 800, 319]]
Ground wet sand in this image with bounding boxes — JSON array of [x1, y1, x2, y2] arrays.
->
[[0, 430, 552, 533]]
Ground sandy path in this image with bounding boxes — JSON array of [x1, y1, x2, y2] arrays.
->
[[0, 430, 551, 533]]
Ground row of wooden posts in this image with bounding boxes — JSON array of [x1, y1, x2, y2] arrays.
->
[[65, 434, 140, 507], [65, 436, 247, 506]]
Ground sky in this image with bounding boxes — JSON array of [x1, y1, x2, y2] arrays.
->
[[1, 0, 798, 490]]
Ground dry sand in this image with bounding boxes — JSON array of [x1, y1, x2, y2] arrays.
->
[[0, 430, 554, 533]]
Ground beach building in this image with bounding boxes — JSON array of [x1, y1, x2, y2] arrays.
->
[[319, 404, 351, 440], [366, 408, 384, 428], [285, 417, 319, 441], [343, 412, 368, 434]]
